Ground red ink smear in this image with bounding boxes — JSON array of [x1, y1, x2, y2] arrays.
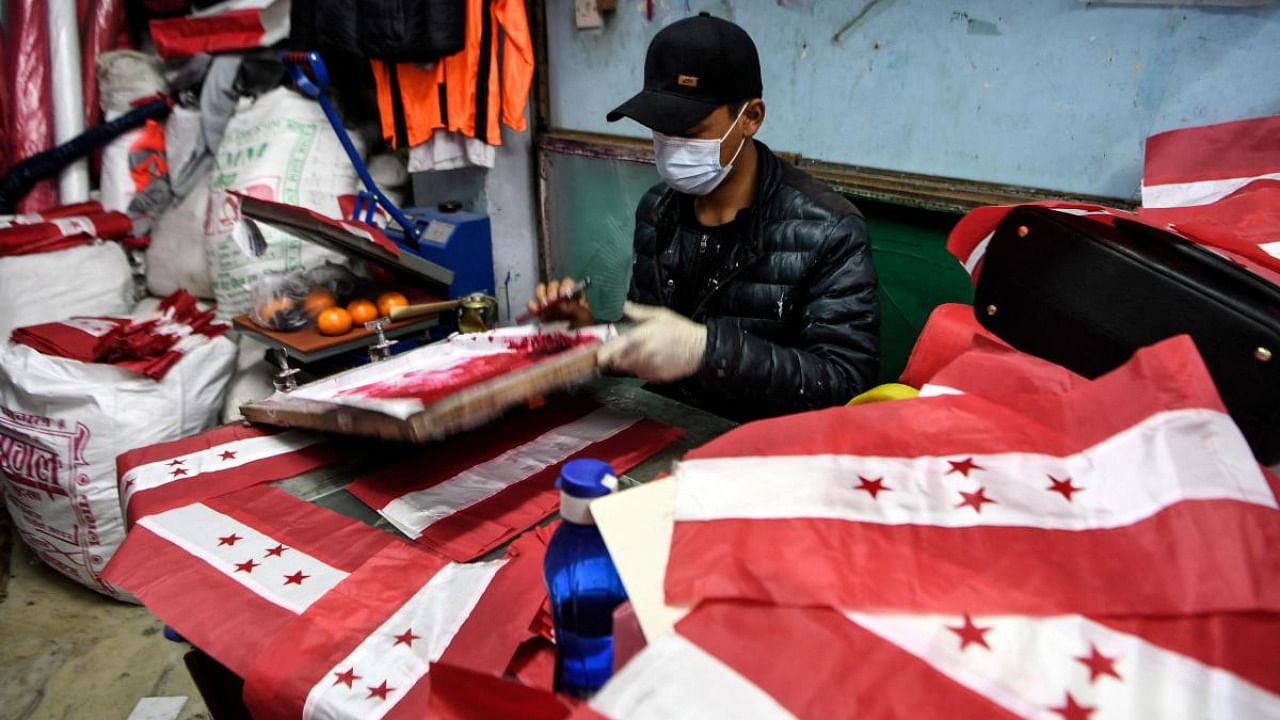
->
[[340, 333, 599, 405]]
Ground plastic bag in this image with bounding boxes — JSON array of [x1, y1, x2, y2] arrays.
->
[[248, 270, 311, 330], [305, 261, 364, 306]]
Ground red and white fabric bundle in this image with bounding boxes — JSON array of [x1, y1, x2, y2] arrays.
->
[[577, 334, 1280, 718], [149, 0, 291, 60], [0, 205, 138, 256], [948, 115, 1280, 286], [103, 381, 683, 715], [104, 483, 556, 719], [11, 289, 228, 380], [348, 399, 683, 562]]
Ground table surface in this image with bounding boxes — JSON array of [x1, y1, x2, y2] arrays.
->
[[272, 376, 737, 538]]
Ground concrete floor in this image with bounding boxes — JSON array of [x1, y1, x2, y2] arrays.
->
[[0, 521, 211, 720]]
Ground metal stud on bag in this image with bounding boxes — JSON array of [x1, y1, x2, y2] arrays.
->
[[1256, 347, 1273, 363], [986, 304, 999, 317]]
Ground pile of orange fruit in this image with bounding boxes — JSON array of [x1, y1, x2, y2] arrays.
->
[[308, 291, 409, 336]]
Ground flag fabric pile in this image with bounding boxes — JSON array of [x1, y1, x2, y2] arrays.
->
[[0, 205, 139, 256], [347, 400, 683, 561], [948, 115, 1280, 286], [104, 390, 681, 717], [11, 290, 229, 379], [240, 529, 550, 720], [1138, 115, 1280, 284], [579, 335, 1280, 718], [102, 483, 554, 718], [116, 422, 341, 529]]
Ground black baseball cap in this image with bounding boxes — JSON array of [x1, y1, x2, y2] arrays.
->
[[607, 13, 762, 135]]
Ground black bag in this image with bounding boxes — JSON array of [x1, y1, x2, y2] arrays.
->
[[974, 205, 1280, 463]]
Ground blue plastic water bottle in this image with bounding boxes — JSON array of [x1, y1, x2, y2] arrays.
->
[[544, 458, 628, 698]]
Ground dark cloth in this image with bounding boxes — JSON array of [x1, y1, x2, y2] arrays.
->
[[291, 0, 466, 63], [628, 140, 880, 422]]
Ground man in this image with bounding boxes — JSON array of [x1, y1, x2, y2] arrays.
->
[[530, 13, 879, 422]]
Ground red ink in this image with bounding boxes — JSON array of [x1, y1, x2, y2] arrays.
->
[[341, 333, 599, 405]]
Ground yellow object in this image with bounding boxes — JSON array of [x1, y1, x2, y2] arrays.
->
[[847, 383, 920, 406]]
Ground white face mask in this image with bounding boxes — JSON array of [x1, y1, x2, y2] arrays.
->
[[652, 104, 749, 196]]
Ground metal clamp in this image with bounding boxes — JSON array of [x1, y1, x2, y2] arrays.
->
[[272, 347, 300, 392], [365, 318, 398, 361]]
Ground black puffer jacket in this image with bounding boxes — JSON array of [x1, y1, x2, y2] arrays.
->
[[291, 0, 465, 63], [629, 140, 879, 422]]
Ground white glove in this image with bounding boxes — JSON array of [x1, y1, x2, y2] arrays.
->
[[597, 302, 708, 383]]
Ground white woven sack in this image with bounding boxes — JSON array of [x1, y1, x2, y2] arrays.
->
[[0, 242, 135, 341], [205, 87, 362, 320], [147, 172, 215, 299], [0, 336, 236, 600]]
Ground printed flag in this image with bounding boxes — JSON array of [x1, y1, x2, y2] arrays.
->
[[117, 423, 339, 528], [101, 485, 395, 676], [241, 531, 551, 720], [1139, 115, 1280, 283], [149, 0, 290, 60], [576, 602, 1280, 719], [347, 400, 683, 561], [12, 290, 230, 380], [664, 336, 1280, 616], [897, 302, 1006, 389], [948, 116, 1280, 286], [0, 209, 134, 256]]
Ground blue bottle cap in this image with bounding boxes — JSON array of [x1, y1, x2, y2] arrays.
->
[[557, 458, 617, 499]]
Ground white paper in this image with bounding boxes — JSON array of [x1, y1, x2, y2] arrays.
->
[[590, 478, 689, 642]]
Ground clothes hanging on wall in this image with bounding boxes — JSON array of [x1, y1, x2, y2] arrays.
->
[[291, 0, 466, 63], [408, 130, 496, 172], [371, 0, 533, 149]]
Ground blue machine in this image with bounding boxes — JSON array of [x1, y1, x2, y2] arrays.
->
[[281, 51, 495, 304], [388, 203, 495, 300]]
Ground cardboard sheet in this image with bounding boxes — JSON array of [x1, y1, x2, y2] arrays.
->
[[590, 478, 689, 642]]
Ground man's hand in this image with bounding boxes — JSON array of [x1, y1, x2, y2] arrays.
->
[[527, 276, 594, 328], [598, 302, 707, 383]]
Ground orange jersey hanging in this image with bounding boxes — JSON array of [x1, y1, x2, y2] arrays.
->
[[372, 0, 534, 148]]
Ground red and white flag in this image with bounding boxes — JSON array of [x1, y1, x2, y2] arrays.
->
[[241, 531, 551, 720], [577, 601, 1280, 719], [100, 485, 396, 675], [117, 423, 339, 528], [12, 290, 231, 380], [664, 336, 1280, 616], [1139, 115, 1280, 283], [0, 209, 135, 256], [149, 0, 290, 60], [897, 303, 1007, 389], [347, 400, 683, 561], [948, 116, 1280, 286], [0, 201, 104, 228]]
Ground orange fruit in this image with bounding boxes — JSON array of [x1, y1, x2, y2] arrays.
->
[[347, 299, 378, 325], [316, 307, 353, 335], [256, 297, 294, 325], [302, 289, 337, 318], [377, 291, 409, 317]]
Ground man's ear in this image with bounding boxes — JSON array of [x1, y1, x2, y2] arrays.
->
[[741, 98, 766, 137]]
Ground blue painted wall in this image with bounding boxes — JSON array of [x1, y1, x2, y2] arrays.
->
[[546, 0, 1280, 200]]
